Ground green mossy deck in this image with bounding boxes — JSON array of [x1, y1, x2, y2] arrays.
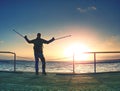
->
[[0, 71, 120, 91]]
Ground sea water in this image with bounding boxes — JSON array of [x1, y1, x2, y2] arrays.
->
[[0, 60, 120, 73]]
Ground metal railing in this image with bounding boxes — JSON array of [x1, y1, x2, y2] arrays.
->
[[0, 51, 120, 73], [72, 51, 120, 73], [0, 51, 16, 72]]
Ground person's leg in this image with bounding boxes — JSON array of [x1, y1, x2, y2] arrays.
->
[[34, 52, 39, 75], [41, 57, 46, 74], [39, 53, 46, 75]]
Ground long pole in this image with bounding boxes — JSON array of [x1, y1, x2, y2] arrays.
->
[[13, 29, 71, 40], [55, 35, 72, 40], [12, 29, 24, 38]]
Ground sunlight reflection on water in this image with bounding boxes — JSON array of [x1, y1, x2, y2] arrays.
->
[[0, 61, 120, 73]]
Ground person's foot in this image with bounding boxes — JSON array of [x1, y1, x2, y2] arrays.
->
[[35, 70, 39, 75], [42, 72, 47, 75], [36, 72, 39, 75]]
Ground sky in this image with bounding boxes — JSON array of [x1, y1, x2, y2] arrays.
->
[[0, 0, 120, 61]]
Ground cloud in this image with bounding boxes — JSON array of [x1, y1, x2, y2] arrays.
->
[[77, 6, 97, 13], [100, 36, 120, 51], [0, 40, 4, 44], [104, 36, 120, 46], [88, 6, 97, 10], [77, 8, 87, 13]]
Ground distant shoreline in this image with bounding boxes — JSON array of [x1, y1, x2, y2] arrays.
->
[[0, 59, 120, 64]]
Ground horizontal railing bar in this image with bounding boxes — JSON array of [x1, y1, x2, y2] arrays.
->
[[83, 51, 120, 54], [0, 51, 15, 54]]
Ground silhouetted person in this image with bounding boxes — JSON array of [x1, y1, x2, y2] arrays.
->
[[24, 33, 55, 75]]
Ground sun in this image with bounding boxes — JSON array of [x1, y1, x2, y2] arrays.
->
[[64, 43, 91, 61]]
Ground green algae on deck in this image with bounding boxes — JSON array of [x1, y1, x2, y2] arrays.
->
[[0, 71, 120, 91]]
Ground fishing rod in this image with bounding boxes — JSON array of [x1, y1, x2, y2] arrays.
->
[[12, 29, 24, 38]]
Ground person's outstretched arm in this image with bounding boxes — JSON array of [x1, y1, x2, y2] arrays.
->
[[43, 37, 55, 44], [24, 36, 33, 43]]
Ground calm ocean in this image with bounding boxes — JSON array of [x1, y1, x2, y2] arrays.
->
[[0, 60, 120, 73]]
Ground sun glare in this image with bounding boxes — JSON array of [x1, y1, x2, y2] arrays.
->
[[64, 43, 91, 61]]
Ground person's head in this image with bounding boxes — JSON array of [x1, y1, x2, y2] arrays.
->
[[37, 33, 41, 38]]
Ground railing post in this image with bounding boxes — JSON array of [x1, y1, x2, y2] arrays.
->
[[0, 51, 16, 72], [94, 52, 96, 73], [14, 53, 16, 72], [73, 52, 75, 74]]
